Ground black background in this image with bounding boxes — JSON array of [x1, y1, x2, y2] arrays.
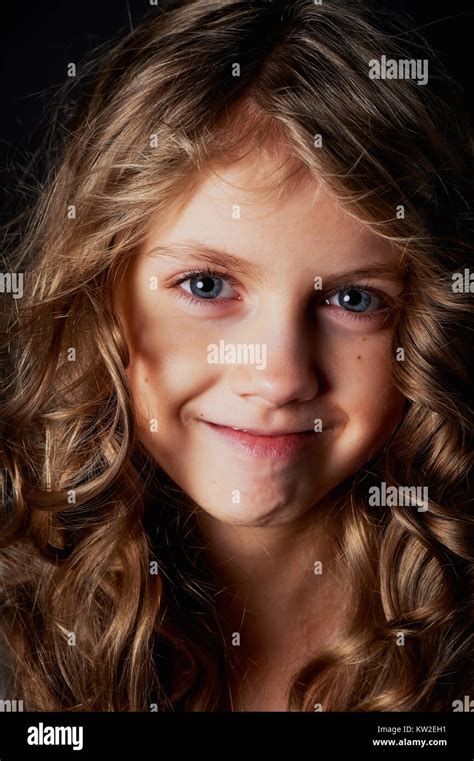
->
[[0, 0, 472, 221]]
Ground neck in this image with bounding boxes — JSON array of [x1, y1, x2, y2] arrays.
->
[[195, 500, 347, 656]]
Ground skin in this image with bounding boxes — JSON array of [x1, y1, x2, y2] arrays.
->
[[114, 144, 406, 710]]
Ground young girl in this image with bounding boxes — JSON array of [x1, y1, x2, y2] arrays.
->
[[0, 0, 472, 712]]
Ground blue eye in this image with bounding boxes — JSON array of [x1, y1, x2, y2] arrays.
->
[[325, 288, 381, 313], [187, 274, 225, 299], [174, 267, 239, 303]]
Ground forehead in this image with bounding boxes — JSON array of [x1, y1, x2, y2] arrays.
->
[[145, 148, 393, 266]]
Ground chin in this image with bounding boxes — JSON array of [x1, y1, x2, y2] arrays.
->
[[201, 498, 307, 528]]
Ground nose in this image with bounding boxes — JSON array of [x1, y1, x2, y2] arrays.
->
[[227, 306, 320, 407]]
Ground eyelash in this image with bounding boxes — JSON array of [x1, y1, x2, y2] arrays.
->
[[170, 266, 241, 308], [169, 266, 394, 321]]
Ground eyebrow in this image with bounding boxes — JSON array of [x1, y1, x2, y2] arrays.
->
[[147, 239, 404, 284], [148, 240, 264, 281]]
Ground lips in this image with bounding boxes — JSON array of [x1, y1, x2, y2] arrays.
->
[[202, 420, 332, 460], [226, 425, 314, 436], [205, 422, 317, 436]]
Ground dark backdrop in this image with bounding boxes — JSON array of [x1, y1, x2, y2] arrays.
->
[[0, 0, 472, 223]]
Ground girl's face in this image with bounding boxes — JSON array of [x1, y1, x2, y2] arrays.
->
[[115, 150, 406, 527]]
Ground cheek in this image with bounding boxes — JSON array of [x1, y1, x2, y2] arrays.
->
[[123, 291, 219, 439], [323, 328, 405, 448]]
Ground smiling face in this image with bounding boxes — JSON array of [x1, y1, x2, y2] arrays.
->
[[114, 148, 406, 528]]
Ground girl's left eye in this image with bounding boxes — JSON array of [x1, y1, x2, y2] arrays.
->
[[324, 287, 385, 313]]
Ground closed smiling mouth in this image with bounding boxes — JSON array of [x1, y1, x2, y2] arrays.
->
[[201, 420, 336, 460], [208, 423, 315, 436]]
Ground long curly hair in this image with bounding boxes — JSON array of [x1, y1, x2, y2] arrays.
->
[[1, 0, 473, 711]]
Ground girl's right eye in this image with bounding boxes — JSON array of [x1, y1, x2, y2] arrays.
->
[[181, 273, 234, 300], [170, 267, 241, 306]]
